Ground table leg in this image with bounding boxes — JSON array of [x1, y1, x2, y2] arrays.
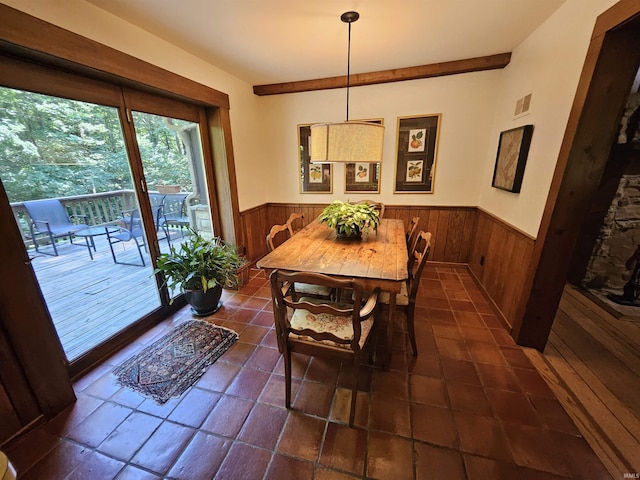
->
[[106, 230, 118, 264], [84, 236, 94, 260]]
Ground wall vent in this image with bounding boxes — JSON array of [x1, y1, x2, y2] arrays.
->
[[514, 93, 532, 116]]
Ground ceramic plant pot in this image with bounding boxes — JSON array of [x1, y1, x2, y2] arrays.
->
[[184, 285, 223, 316]]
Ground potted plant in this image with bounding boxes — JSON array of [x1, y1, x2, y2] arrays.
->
[[157, 184, 181, 194], [153, 230, 245, 316], [318, 200, 380, 239]]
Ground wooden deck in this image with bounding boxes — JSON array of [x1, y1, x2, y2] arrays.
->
[[29, 231, 185, 362], [526, 284, 640, 478]]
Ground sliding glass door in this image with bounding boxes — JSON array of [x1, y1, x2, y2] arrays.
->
[[0, 85, 162, 362], [133, 111, 215, 251], [0, 59, 217, 371]]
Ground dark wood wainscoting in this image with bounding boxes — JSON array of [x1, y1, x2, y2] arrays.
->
[[240, 203, 270, 262], [241, 203, 478, 264], [468, 208, 536, 329], [240, 203, 328, 262], [384, 206, 477, 263]]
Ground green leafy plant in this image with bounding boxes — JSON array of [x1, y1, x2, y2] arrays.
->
[[318, 200, 380, 237], [153, 230, 245, 297]]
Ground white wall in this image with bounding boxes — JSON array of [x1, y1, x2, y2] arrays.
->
[[0, 0, 268, 211], [477, 0, 619, 237], [258, 0, 619, 238], [259, 70, 502, 206]]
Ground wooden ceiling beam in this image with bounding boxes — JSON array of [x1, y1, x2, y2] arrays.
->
[[253, 52, 512, 96]]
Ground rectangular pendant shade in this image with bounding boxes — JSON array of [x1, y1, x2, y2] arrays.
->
[[310, 121, 384, 163]]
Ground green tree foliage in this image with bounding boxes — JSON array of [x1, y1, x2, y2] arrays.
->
[[133, 111, 191, 190], [0, 87, 193, 203]]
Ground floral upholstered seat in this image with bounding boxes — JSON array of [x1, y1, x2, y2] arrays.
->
[[290, 300, 374, 349]]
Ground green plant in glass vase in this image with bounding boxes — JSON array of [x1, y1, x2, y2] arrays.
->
[[318, 200, 380, 239]]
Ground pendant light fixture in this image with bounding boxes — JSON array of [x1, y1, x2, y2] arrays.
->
[[310, 11, 385, 163]]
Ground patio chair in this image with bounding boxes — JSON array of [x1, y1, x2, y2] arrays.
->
[[270, 270, 379, 426], [148, 193, 171, 244], [23, 199, 89, 256], [267, 222, 333, 301], [148, 193, 165, 230], [107, 208, 146, 266], [160, 193, 190, 240]]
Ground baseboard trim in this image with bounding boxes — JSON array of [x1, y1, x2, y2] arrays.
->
[[465, 264, 512, 332]]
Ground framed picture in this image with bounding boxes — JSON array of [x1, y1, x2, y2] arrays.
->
[[345, 162, 380, 192], [298, 124, 332, 193], [394, 114, 441, 193], [491, 124, 534, 193], [345, 118, 383, 193]]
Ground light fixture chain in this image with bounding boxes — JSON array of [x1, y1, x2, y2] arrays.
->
[[346, 20, 351, 122]]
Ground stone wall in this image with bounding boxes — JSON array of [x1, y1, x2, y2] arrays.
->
[[581, 91, 640, 293], [583, 173, 640, 292]]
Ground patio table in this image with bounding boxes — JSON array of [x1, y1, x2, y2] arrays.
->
[[74, 226, 119, 260]]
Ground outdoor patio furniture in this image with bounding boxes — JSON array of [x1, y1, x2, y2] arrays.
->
[[23, 199, 89, 256], [107, 208, 146, 266], [148, 192, 172, 243], [160, 193, 190, 239], [148, 193, 166, 231], [75, 226, 120, 260]]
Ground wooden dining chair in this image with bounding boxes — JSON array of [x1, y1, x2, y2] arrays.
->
[[286, 212, 304, 237], [379, 231, 432, 355], [266, 223, 290, 252], [406, 216, 420, 252], [270, 270, 379, 426], [355, 199, 385, 219], [266, 223, 333, 300]]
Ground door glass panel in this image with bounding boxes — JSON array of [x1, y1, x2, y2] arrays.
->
[[132, 111, 213, 297], [0, 86, 161, 362]]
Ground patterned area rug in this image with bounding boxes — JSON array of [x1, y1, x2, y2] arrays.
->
[[113, 320, 237, 404]]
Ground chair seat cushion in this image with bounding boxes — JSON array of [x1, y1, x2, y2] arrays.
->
[[290, 305, 373, 350], [378, 281, 409, 306], [294, 282, 333, 297]]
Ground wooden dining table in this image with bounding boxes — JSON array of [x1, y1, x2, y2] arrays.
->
[[257, 218, 409, 367]]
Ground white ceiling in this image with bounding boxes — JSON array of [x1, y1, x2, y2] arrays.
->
[[85, 0, 567, 86]]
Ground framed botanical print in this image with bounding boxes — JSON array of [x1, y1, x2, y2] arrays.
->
[[344, 118, 383, 193], [491, 124, 534, 193], [298, 123, 332, 193], [394, 114, 441, 193], [345, 162, 380, 193]]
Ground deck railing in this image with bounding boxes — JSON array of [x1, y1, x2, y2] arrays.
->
[[11, 190, 139, 244], [10, 189, 209, 248]]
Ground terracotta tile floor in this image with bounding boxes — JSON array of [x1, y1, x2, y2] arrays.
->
[[5, 266, 611, 479]]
